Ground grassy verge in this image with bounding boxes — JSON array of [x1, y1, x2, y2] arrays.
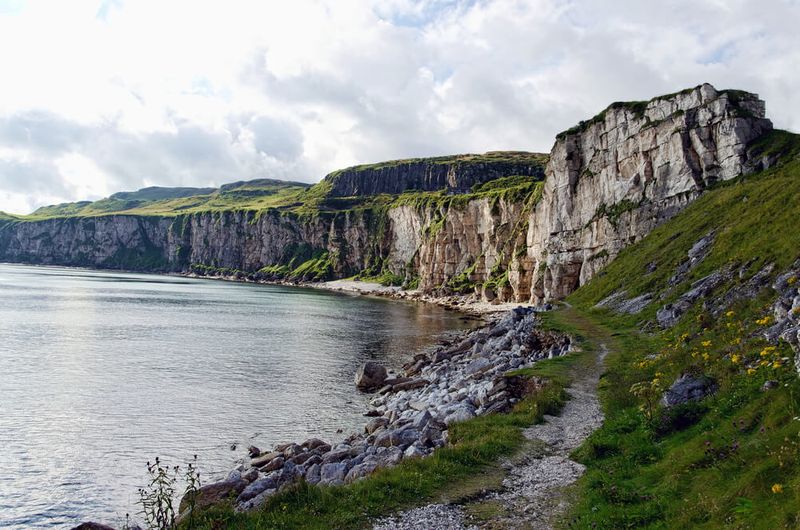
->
[[179, 312, 589, 530]]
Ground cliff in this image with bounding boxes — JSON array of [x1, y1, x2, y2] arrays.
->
[[0, 84, 776, 303], [511, 83, 772, 302], [323, 151, 547, 196]]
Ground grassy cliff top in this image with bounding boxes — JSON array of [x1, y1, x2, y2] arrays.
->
[[2, 153, 548, 221], [324, 151, 548, 178]]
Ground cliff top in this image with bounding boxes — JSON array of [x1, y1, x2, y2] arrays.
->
[[324, 151, 548, 178], [555, 83, 766, 140]]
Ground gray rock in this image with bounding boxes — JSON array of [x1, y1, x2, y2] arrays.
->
[[258, 456, 285, 472], [345, 461, 378, 483], [355, 361, 388, 391], [661, 374, 717, 407], [236, 487, 276, 512], [444, 406, 476, 425], [365, 417, 390, 434], [237, 476, 277, 503], [306, 463, 321, 484], [241, 467, 259, 483], [319, 462, 349, 486]]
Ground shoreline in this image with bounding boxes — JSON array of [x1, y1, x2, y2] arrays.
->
[[0, 261, 536, 317], [174, 305, 571, 519]]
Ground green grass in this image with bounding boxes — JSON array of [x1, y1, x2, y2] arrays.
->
[[561, 132, 800, 528]]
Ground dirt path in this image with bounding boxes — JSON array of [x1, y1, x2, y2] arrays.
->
[[373, 308, 608, 530]]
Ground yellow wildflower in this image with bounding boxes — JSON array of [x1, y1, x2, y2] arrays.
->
[[702, 352, 711, 361], [731, 354, 741, 364], [773, 361, 783, 369], [702, 340, 712, 348], [756, 316, 772, 326], [788, 276, 797, 286], [760, 360, 770, 367], [747, 368, 757, 375], [772, 483, 784, 494], [726, 310, 735, 318]]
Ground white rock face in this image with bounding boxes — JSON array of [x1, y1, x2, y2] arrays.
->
[[513, 83, 772, 302]]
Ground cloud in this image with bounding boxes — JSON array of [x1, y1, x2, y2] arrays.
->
[[0, 0, 797, 213]]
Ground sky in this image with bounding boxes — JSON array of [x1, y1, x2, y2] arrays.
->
[[0, 0, 798, 214]]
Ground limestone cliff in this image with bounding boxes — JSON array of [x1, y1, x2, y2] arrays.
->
[[0, 84, 775, 303], [510, 83, 772, 302]]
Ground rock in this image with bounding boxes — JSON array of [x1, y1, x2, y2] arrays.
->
[[247, 445, 261, 458], [237, 476, 277, 503], [322, 446, 353, 464], [319, 462, 349, 486], [237, 488, 276, 512], [301, 438, 328, 451], [251, 451, 282, 468], [365, 417, 390, 434], [282, 443, 304, 458], [306, 463, 322, 484], [179, 478, 247, 513], [392, 379, 428, 392], [762, 380, 779, 391], [661, 374, 718, 407], [345, 461, 378, 483], [355, 361, 388, 391], [259, 456, 285, 472], [72, 524, 116, 530], [444, 406, 476, 425], [241, 467, 259, 483], [404, 444, 426, 459], [292, 452, 315, 465]]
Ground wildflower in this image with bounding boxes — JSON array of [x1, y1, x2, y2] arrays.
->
[[773, 361, 783, 369], [747, 368, 757, 375], [788, 276, 797, 286], [702, 340, 712, 348], [731, 354, 741, 364], [772, 483, 784, 494], [760, 360, 770, 367], [702, 352, 711, 361], [726, 310, 736, 318], [756, 316, 772, 326]]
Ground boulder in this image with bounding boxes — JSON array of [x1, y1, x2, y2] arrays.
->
[[236, 488, 276, 512], [247, 445, 261, 458], [661, 374, 717, 407], [355, 361, 388, 391], [179, 478, 247, 513]]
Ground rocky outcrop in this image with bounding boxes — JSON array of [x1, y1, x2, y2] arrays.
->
[[513, 84, 772, 303], [324, 152, 546, 196]]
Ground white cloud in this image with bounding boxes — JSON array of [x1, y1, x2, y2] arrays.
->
[[0, 0, 797, 213]]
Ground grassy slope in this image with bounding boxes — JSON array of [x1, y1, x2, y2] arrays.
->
[[562, 132, 800, 528], [180, 310, 589, 530]]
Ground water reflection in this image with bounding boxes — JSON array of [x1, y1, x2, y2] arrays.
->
[[0, 263, 474, 529]]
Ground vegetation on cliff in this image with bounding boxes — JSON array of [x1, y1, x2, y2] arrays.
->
[[563, 132, 800, 528]]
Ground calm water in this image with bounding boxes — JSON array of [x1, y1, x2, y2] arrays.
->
[[0, 264, 473, 529]]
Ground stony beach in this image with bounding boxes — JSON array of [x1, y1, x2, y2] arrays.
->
[[184, 306, 571, 517]]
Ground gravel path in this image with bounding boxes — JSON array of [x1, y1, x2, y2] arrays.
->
[[372, 338, 607, 530]]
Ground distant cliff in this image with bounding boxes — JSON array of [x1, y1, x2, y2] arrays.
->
[[323, 151, 547, 196], [0, 84, 776, 303]]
